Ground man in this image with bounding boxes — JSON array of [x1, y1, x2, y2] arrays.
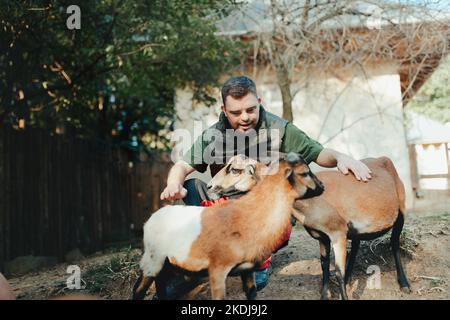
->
[[160, 76, 372, 297], [0, 273, 15, 300]]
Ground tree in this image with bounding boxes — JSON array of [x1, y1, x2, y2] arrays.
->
[[0, 0, 243, 153], [228, 0, 450, 122], [407, 55, 450, 124]]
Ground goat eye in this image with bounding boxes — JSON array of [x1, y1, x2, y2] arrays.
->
[[231, 168, 241, 175], [298, 172, 309, 177]]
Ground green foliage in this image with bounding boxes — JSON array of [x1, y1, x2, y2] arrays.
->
[[0, 0, 243, 153], [408, 55, 450, 124], [83, 247, 140, 294]]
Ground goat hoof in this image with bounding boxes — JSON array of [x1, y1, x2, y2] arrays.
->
[[320, 290, 330, 300], [152, 293, 160, 300], [400, 286, 412, 294], [246, 289, 257, 300]]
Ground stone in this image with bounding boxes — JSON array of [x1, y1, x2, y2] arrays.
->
[[4, 255, 58, 276], [64, 248, 84, 263]]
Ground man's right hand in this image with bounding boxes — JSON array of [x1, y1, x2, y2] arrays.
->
[[160, 183, 188, 201]]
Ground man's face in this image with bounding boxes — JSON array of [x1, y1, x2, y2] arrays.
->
[[222, 93, 261, 133]]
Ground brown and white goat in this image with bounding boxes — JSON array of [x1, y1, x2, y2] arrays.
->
[[207, 155, 411, 300], [132, 153, 324, 300]]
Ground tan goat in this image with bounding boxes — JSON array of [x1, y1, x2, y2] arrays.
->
[[207, 155, 411, 300], [132, 153, 324, 300]]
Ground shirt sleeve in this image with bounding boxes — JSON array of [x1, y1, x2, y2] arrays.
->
[[181, 133, 208, 173], [281, 123, 324, 164]]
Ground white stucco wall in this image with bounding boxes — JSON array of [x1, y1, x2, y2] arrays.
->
[[174, 64, 414, 209]]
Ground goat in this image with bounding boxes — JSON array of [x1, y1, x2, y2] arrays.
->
[[132, 153, 324, 300], [207, 155, 411, 300]]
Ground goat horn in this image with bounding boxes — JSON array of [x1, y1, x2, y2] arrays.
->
[[286, 152, 300, 164]]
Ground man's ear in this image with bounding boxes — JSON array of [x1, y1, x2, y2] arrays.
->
[[257, 97, 262, 104], [221, 105, 225, 114]]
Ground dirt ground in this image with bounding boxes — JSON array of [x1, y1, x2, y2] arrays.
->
[[7, 211, 450, 300]]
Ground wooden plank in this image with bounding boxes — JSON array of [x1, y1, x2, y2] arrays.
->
[[23, 129, 31, 256], [418, 173, 449, 179], [5, 129, 11, 262], [13, 130, 22, 257], [43, 131, 50, 256], [408, 144, 420, 196], [37, 130, 45, 255], [446, 142, 450, 195], [0, 128, 5, 270]]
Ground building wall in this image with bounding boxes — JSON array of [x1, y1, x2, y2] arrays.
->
[[174, 63, 414, 209]]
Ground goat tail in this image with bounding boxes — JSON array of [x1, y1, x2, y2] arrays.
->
[[131, 270, 154, 300], [379, 156, 406, 214]]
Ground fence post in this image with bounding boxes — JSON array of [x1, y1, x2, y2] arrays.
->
[[0, 128, 4, 271], [408, 144, 419, 197]]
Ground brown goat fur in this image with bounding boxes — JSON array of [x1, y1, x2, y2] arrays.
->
[[132, 153, 324, 300], [208, 155, 411, 300], [298, 157, 406, 237]]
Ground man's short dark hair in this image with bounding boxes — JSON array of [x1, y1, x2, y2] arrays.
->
[[221, 76, 258, 105]]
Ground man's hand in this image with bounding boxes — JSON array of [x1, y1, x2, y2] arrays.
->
[[160, 160, 195, 201], [316, 148, 372, 182], [336, 154, 372, 182], [160, 183, 188, 201]]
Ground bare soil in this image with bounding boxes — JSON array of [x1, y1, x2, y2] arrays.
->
[[8, 212, 450, 300]]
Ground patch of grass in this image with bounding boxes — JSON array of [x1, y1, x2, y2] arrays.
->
[[82, 246, 141, 295], [355, 227, 420, 267], [399, 228, 421, 256], [48, 280, 71, 296], [103, 241, 142, 254], [84, 264, 112, 294], [431, 278, 446, 287]]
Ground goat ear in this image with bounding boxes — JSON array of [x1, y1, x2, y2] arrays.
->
[[245, 164, 255, 176], [284, 167, 293, 178]]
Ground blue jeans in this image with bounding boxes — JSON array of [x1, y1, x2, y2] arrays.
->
[[182, 178, 211, 206]]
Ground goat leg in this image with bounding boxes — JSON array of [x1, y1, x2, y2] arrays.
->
[[391, 211, 411, 293], [240, 270, 257, 300], [131, 272, 154, 300], [209, 265, 232, 300], [319, 238, 331, 300], [345, 239, 360, 285], [332, 236, 348, 300]]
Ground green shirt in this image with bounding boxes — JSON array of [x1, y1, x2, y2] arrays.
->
[[182, 106, 323, 176], [281, 122, 324, 164]]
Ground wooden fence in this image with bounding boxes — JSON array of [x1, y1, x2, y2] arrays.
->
[[408, 142, 450, 196], [0, 128, 171, 271]]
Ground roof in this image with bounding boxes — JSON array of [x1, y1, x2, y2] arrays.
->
[[215, 1, 450, 105], [216, 0, 450, 36]]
